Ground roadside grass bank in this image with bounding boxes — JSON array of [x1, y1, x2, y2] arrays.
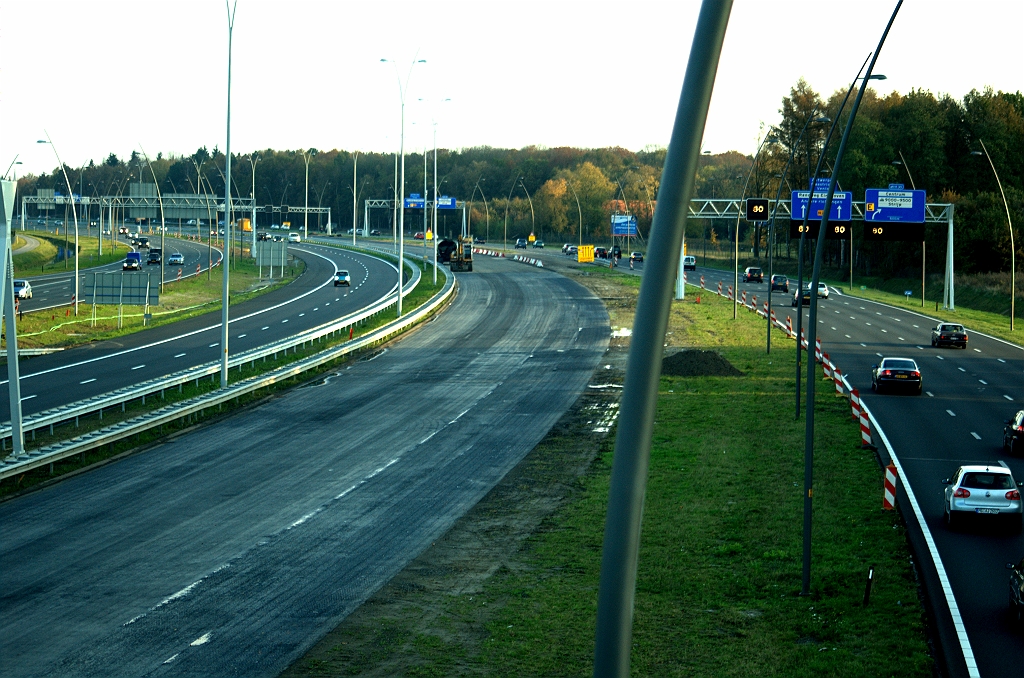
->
[[13, 230, 130, 274], [285, 265, 933, 676], [3, 256, 303, 351], [0, 271, 442, 500], [697, 251, 1023, 348]]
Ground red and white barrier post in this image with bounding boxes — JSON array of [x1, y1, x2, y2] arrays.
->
[[860, 408, 872, 448], [883, 464, 898, 510], [850, 388, 861, 421], [822, 353, 833, 379], [700, 275, 706, 289], [815, 337, 823, 364], [717, 280, 722, 296], [833, 367, 844, 396]]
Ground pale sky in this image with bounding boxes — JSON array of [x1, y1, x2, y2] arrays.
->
[[2, 0, 1020, 179]]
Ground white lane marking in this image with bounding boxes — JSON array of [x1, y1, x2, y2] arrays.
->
[[335, 484, 358, 500], [926, 391, 934, 397], [859, 306, 865, 310], [998, 358, 1006, 363], [314, 307, 319, 311], [450, 407, 472, 424], [238, 334, 246, 338], [131, 364, 145, 370], [860, 404, 980, 678], [282, 319, 289, 323], [174, 353, 186, 358], [866, 322, 872, 326], [163, 654, 179, 664], [261, 326, 269, 330], [876, 352, 884, 357], [917, 346, 924, 349], [209, 343, 219, 348], [860, 343, 867, 347], [0, 246, 374, 387], [850, 316, 857, 320], [20, 394, 37, 401], [970, 432, 981, 440], [190, 632, 212, 647], [1005, 395, 1015, 401], [831, 326, 837, 330], [80, 378, 96, 384], [881, 329, 887, 333], [894, 318, 901, 322], [973, 348, 981, 353], [936, 356, 944, 360], [299, 313, 305, 317], [898, 337, 905, 341], [979, 380, 987, 384], [845, 334, 851, 338], [958, 367, 966, 372], [913, 324, 919, 328], [946, 409, 956, 417], [876, 312, 882, 315]]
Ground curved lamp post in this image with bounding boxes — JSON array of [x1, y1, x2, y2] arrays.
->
[[301, 148, 315, 240], [972, 142, 1015, 330], [566, 179, 584, 248], [891, 151, 924, 306], [37, 134, 79, 315], [765, 111, 829, 353], [470, 178, 489, 248], [519, 178, 535, 241], [138, 144, 167, 294], [382, 56, 427, 318], [731, 128, 777, 319], [503, 175, 522, 252]]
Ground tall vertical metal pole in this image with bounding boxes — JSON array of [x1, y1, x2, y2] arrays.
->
[[423, 148, 428, 261], [352, 152, 358, 246], [944, 205, 955, 310], [433, 126, 438, 285], [1, 179, 25, 457], [801, 1, 903, 597], [221, 0, 237, 389], [304, 152, 310, 241], [593, 2, 732, 675]]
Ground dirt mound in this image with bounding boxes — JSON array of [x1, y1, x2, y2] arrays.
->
[[661, 349, 743, 377]]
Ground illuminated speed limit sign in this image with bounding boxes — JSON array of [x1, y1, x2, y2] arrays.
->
[[745, 198, 769, 221]]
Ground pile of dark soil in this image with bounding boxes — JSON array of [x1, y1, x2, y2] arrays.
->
[[661, 349, 743, 377]]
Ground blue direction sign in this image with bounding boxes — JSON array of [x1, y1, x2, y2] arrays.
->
[[611, 215, 637, 236], [864, 185, 926, 223], [436, 196, 456, 209], [790, 187, 853, 224], [404, 193, 425, 209]]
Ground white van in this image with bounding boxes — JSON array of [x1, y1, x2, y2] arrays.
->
[[682, 255, 696, 271], [287, 232, 301, 243]]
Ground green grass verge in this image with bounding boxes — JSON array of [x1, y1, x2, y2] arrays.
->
[[467, 289, 931, 676], [13, 230, 131, 274], [0, 271, 444, 499]]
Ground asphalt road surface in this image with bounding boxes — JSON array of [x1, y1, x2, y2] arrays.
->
[[0, 254, 610, 677], [1, 244, 396, 423], [691, 263, 1024, 678]]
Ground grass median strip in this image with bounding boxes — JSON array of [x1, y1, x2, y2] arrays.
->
[[286, 267, 933, 676]]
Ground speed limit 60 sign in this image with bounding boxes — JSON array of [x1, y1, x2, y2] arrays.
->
[[745, 198, 769, 221]]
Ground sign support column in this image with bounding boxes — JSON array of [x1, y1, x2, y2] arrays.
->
[[1, 179, 25, 457]]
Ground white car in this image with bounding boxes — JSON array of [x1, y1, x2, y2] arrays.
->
[[943, 465, 1023, 532], [287, 232, 301, 243], [816, 282, 829, 298], [13, 279, 32, 299]]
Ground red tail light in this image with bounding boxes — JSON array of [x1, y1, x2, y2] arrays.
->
[[882, 370, 891, 376], [954, 488, 971, 498], [1007, 490, 1021, 501], [911, 371, 920, 378], [1015, 425, 1023, 432]]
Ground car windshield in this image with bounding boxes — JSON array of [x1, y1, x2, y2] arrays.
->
[[961, 472, 1014, 490], [882, 359, 917, 370]]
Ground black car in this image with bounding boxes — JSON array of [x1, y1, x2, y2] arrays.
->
[[742, 266, 763, 283], [931, 322, 968, 349], [630, 251, 643, 262], [610, 245, 621, 259], [1009, 556, 1024, 622], [594, 246, 608, 259], [1004, 410, 1024, 456], [871, 357, 922, 395], [514, 238, 527, 249], [770, 274, 789, 292], [370, 229, 382, 236], [791, 285, 811, 306]]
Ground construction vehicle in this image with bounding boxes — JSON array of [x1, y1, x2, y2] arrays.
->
[[448, 236, 473, 272]]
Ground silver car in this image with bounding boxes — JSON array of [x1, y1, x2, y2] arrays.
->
[[943, 465, 1023, 532]]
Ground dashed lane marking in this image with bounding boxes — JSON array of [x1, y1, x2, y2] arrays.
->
[[80, 378, 96, 384], [131, 364, 145, 370], [946, 410, 956, 417], [970, 432, 981, 440]]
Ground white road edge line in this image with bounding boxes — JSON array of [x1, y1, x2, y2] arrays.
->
[[970, 432, 981, 440], [946, 409, 956, 417], [860, 399, 980, 678]]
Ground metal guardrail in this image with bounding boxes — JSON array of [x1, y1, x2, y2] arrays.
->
[[0, 246, 430, 464]]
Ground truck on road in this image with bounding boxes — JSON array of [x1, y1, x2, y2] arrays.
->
[[123, 252, 142, 271], [449, 236, 473, 272]]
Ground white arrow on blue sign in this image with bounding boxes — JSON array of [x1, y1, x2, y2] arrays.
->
[[865, 187, 926, 223], [791, 189, 853, 222]]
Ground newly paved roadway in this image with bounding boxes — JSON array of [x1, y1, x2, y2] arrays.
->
[[0, 254, 610, 677], [1, 243, 397, 423]]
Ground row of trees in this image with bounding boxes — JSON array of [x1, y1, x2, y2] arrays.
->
[[14, 83, 1021, 277]]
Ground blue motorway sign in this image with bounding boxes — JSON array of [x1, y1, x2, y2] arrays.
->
[[864, 186, 926, 223], [404, 194, 425, 209], [436, 196, 456, 209], [791, 188, 853, 223], [611, 215, 637, 236]]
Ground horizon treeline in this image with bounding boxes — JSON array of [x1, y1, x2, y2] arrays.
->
[[15, 82, 1022, 277]]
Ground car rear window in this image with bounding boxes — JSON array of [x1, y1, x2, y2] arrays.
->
[[883, 359, 917, 370], [942, 325, 964, 332], [961, 472, 1014, 490]]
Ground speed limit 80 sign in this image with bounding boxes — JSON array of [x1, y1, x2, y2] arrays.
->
[[745, 198, 769, 221]]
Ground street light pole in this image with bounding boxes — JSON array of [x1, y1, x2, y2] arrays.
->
[[221, 0, 238, 389], [566, 180, 583, 248], [138, 144, 167, 294], [352, 152, 358, 245], [731, 129, 776, 319], [37, 133, 79, 315], [503, 175, 520, 252], [973, 141, 1015, 330], [249, 154, 260, 253], [302, 148, 315, 241], [382, 56, 427, 318], [520, 178, 535, 241]]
